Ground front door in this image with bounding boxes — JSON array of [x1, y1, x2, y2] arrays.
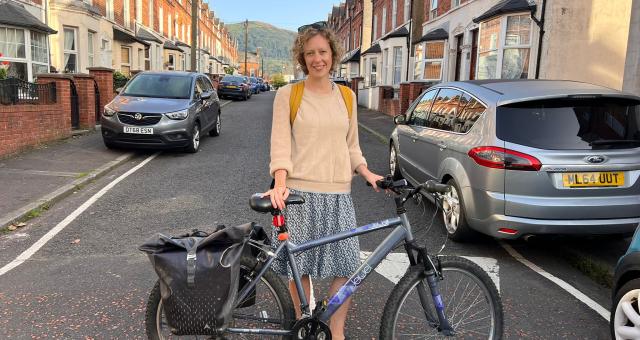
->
[[469, 29, 478, 80], [454, 34, 463, 81]]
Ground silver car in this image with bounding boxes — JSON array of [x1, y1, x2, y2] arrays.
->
[[390, 80, 640, 241], [101, 71, 221, 153]]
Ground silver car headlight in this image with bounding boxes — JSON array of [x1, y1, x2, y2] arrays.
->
[[103, 106, 116, 117], [165, 109, 189, 120]]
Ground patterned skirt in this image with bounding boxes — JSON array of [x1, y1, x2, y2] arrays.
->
[[271, 189, 361, 280]]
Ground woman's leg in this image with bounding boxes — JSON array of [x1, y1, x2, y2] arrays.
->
[[289, 275, 311, 319], [328, 277, 351, 340]]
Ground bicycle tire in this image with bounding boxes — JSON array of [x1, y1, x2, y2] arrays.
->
[[379, 256, 503, 340], [144, 257, 295, 339]]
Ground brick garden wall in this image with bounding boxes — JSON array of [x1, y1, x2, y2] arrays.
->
[[0, 78, 72, 158]]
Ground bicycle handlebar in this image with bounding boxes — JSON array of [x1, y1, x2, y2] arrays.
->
[[366, 175, 451, 195]]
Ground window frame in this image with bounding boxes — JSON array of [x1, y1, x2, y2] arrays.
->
[[404, 0, 411, 22], [63, 26, 78, 74], [382, 7, 387, 35], [120, 46, 131, 76], [476, 13, 533, 80], [87, 31, 95, 67], [392, 46, 402, 85], [430, 0, 438, 20], [407, 88, 438, 127], [392, 0, 397, 28], [413, 40, 446, 81], [106, 0, 114, 20]]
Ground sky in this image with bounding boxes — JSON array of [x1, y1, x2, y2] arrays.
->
[[208, 0, 341, 32]]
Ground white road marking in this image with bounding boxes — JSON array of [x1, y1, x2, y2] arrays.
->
[[360, 251, 500, 291], [0, 153, 159, 277], [500, 241, 609, 321]]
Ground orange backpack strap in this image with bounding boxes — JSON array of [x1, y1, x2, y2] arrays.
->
[[289, 82, 305, 125], [337, 85, 353, 120]]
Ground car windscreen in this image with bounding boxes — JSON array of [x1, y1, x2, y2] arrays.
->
[[122, 74, 192, 99], [497, 97, 640, 150], [222, 76, 244, 83]]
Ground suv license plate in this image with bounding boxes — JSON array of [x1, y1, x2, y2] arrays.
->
[[562, 172, 624, 187], [124, 126, 153, 134]]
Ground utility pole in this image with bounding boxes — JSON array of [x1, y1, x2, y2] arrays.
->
[[244, 19, 248, 76], [190, 0, 198, 71]]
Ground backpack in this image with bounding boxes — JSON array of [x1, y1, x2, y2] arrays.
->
[[288, 81, 354, 125]]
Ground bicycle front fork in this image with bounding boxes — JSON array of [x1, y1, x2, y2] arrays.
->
[[405, 241, 455, 336]]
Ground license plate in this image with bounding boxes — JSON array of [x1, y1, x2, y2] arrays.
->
[[123, 126, 153, 134], [225, 85, 237, 89], [562, 172, 624, 187]]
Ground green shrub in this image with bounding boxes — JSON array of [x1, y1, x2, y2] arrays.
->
[[0, 68, 7, 80]]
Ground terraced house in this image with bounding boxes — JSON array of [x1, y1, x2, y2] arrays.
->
[[330, 0, 640, 113], [0, 0, 238, 79]]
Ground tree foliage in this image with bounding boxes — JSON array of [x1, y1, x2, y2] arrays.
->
[[271, 74, 287, 89]]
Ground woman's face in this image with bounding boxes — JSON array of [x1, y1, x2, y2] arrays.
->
[[303, 34, 332, 78]]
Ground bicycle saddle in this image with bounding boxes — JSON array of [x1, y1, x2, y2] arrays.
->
[[249, 193, 305, 213]]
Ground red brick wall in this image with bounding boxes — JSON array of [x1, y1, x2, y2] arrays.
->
[[72, 75, 97, 128], [89, 68, 115, 119], [0, 78, 72, 158], [378, 85, 401, 116]]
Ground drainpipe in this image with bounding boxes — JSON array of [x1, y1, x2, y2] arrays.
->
[[405, 0, 413, 82], [531, 0, 546, 79]]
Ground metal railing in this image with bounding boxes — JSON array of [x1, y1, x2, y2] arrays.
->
[[0, 77, 56, 105]]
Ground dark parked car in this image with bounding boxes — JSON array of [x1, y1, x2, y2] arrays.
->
[[101, 71, 221, 153], [611, 227, 640, 339], [390, 79, 640, 241], [331, 77, 349, 87], [249, 77, 260, 94], [258, 78, 268, 92], [218, 75, 251, 100]]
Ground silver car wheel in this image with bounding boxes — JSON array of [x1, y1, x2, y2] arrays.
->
[[613, 288, 640, 339], [215, 115, 221, 134], [192, 125, 200, 150], [389, 147, 397, 175], [442, 185, 461, 235]]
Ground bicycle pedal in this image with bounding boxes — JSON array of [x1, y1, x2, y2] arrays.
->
[[312, 299, 328, 315]]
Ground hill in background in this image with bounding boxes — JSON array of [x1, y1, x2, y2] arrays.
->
[[226, 21, 297, 78]]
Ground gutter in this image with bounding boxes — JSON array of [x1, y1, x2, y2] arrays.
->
[[405, 0, 413, 82], [532, 0, 546, 79]]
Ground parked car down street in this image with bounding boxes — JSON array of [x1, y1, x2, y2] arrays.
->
[[101, 71, 221, 153], [218, 75, 251, 101], [390, 79, 640, 241]]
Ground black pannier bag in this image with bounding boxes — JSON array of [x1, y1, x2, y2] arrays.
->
[[139, 223, 254, 335]]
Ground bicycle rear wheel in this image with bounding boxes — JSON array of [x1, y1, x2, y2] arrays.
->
[[145, 257, 295, 339], [380, 256, 503, 340]]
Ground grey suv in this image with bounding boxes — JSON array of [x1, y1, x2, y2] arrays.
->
[[390, 80, 640, 241], [101, 71, 221, 152]]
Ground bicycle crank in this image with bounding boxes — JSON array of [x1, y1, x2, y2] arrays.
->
[[291, 317, 332, 340]]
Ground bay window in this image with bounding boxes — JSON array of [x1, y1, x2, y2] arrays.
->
[[0, 26, 51, 81], [477, 14, 532, 79]]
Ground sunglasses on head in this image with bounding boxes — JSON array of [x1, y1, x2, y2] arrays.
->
[[298, 21, 328, 33]]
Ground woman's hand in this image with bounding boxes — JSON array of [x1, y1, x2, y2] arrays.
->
[[356, 165, 384, 192], [262, 186, 290, 210]]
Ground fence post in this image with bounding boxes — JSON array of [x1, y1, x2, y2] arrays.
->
[[88, 67, 114, 117], [71, 74, 96, 129], [36, 74, 73, 132]]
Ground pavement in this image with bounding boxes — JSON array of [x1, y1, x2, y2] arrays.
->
[[0, 99, 623, 283]]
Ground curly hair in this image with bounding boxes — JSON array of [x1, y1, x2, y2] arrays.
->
[[291, 27, 343, 76]]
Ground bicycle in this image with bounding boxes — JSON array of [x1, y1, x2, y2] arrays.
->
[[145, 176, 504, 339]]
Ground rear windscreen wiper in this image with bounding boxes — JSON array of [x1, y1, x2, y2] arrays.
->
[[589, 139, 640, 146]]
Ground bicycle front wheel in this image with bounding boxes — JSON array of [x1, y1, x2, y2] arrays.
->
[[380, 256, 503, 339]]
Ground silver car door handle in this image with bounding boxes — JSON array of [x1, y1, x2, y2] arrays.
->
[[438, 142, 447, 150]]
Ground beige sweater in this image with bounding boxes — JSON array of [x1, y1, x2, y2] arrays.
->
[[269, 83, 367, 193]]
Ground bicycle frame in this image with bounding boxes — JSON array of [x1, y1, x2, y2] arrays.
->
[[227, 214, 420, 336]]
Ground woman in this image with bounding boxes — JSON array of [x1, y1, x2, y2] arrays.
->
[[263, 21, 383, 340]]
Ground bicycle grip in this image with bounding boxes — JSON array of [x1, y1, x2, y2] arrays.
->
[[424, 180, 451, 193]]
